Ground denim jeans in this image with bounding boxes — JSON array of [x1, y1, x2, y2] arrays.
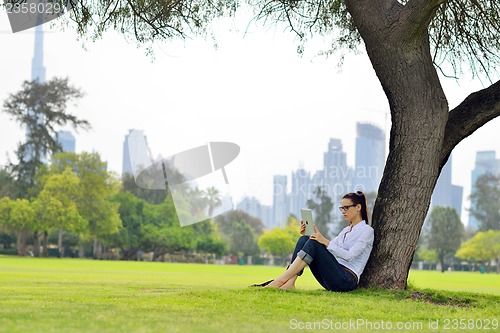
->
[[290, 235, 358, 292]]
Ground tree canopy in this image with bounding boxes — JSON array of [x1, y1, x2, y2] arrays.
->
[[1, 78, 89, 196], [65, 0, 500, 77]]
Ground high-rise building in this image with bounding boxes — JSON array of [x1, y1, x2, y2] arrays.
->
[[322, 138, 352, 221], [236, 196, 272, 229], [429, 155, 463, 219], [260, 205, 273, 229], [354, 123, 386, 194], [122, 129, 148, 176], [56, 131, 76, 153], [25, 24, 47, 163], [236, 197, 262, 222], [468, 151, 500, 229], [272, 175, 288, 228], [31, 25, 46, 83], [290, 168, 310, 216]]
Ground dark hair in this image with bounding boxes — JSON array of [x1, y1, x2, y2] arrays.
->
[[342, 191, 369, 224]]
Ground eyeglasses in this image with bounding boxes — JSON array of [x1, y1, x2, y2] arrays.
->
[[339, 204, 357, 212]]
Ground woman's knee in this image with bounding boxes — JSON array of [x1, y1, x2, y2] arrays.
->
[[296, 235, 309, 247]]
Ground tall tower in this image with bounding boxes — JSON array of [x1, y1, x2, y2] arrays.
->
[[290, 168, 310, 216], [272, 175, 288, 228], [56, 131, 76, 153], [430, 156, 463, 217], [25, 24, 47, 163], [322, 138, 352, 221], [31, 24, 46, 83], [354, 123, 386, 194], [468, 151, 500, 229]]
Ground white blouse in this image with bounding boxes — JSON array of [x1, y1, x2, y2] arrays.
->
[[326, 221, 374, 281]]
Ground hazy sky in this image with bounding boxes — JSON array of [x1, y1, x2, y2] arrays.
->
[[0, 9, 499, 224]]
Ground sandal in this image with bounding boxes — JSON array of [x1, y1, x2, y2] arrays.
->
[[250, 279, 274, 287]]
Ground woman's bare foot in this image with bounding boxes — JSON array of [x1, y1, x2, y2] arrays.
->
[[264, 278, 286, 288], [279, 278, 296, 290]]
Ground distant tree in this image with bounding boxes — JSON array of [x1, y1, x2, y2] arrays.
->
[[215, 209, 264, 236], [215, 210, 263, 257], [204, 186, 222, 217], [229, 221, 260, 257], [0, 197, 14, 248], [48, 152, 121, 258], [7, 198, 35, 256], [0, 168, 18, 199], [33, 168, 87, 257], [2, 78, 89, 197], [258, 228, 296, 263], [306, 186, 333, 237], [427, 206, 464, 272], [121, 173, 167, 205], [416, 247, 437, 264], [191, 220, 227, 258], [109, 191, 146, 260], [469, 173, 500, 231], [456, 230, 500, 273]]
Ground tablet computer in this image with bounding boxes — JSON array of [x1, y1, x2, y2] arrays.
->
[[300, 209, 315, 236]]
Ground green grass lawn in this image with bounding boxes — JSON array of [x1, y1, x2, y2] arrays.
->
[[0, 256, 499, 333]]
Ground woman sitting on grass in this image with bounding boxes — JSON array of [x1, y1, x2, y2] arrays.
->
[[264, 191, 374, 291]]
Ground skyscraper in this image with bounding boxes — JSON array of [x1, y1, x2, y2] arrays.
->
[[290, 168, 310, 216], [236, 196, 272, 229], [25, 24, 47, 163], [429, 155, 463, 219], [122, 129, 148, 176], [272, 175, 288, 228], [322, 138, 352, 221], [31, 24, 46, 83], [468, 151, 500, 229], [355, 123, 386, 194], [56, 131, 76, 153]]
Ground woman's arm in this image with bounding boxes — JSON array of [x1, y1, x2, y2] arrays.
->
[[327, 227, 374, 261]]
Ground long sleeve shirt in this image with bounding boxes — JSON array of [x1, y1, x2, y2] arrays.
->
[[326, 221, 374, 281]]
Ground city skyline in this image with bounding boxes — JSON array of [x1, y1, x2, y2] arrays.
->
[[1, 15, 499, 226]]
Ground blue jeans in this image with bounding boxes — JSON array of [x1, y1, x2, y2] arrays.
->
[[290, 236, 358, 292]]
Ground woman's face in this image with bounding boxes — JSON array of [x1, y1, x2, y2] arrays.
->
[[340, 198, 360, 222]]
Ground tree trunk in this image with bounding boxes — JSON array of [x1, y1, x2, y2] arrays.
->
[[58, 229, 64, 258], [345, 1, 448, 289], [17, 230, 29, 256], [33, 231, 40, 257], [93, 236, 102, 259], [42, 231, 48, 257]]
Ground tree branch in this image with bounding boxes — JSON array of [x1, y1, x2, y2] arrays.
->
[[440, 80, 500, 166], [398, 0, 446, 44]]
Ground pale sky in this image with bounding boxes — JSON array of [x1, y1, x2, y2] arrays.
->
[[0, 10, 499, 224]]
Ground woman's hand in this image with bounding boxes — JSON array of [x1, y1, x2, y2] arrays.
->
[[310, 225, 329, 246], [299, 221, 306, 235]]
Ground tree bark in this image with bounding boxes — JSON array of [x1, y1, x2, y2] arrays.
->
[[17, 230, 28, 256], [58, 229, 64, 258], [42, 231, 48, 257], [33, 231, 40, 257], [93, 236, 102, 259]]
